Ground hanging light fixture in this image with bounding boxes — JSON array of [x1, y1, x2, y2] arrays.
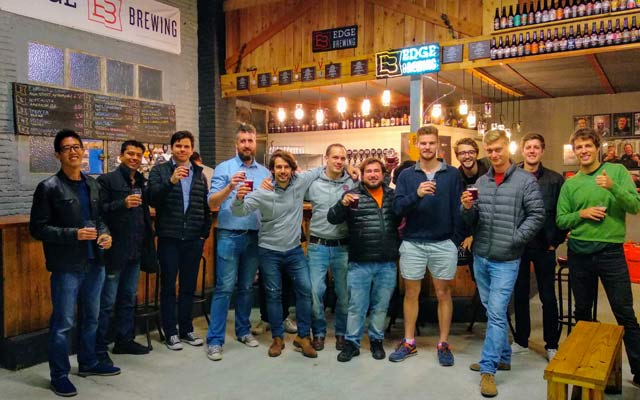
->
[[459, 71, 468, 116], [382, 78, 391, 107], [315, 88, 324, 125], [483, 81, 492, 118], [277, 107, 286, 122], [294, 103, 304, 120], [361, 82, 371, 116], [431, 72, 442, 120], [467, 71, 476, 128], [337, 84, 347, 114]]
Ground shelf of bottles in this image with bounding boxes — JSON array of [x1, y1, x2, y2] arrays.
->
[[494, 0, 640, 32], [490, 14, 639, 59], [267, 106, 410, 134]]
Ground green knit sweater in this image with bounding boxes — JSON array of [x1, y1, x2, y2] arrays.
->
[[556, 162, 640, 248]]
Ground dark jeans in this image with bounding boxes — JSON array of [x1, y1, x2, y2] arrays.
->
[[513, 247, 559, 349], [259, 246, 312, 338], [158, 238, 204, 338], [569, 244, 640, 376], [96, 258, 141, 354], [258, 265, 294, 322], [49, 264, 105, 380]]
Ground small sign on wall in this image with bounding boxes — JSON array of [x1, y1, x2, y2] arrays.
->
[[312, 25, 358, 53]]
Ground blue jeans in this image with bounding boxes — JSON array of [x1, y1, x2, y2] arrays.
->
[[473, 255, 520, 375], [308, 243, 349, 337], [49, 264, 105, 380], [158, 238, 204, 338], [206, 229, 259, 346], [345, 262, 396, 348], [569, 245, 640, 375], [259, 246, 312, 338], [96, 259, 141, 355]]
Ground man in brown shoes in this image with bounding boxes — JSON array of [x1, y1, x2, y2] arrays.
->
[[268, 337, 285, 357]]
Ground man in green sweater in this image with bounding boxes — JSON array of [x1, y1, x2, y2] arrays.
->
[[557, 127, 640, 389]]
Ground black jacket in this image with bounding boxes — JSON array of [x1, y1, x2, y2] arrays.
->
[[97, 165, 158, 273], [147, 161, 212, 240], [30, 170, 109, 272], [517, 162, 568, 249], [327, 183, 400, 263]]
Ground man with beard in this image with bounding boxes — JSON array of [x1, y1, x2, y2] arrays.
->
[[455, 138, 489, 187], [620, 143, 640, 170], [205, 124, 271, 361], [557, 127, 640, 390], [512, 133, 565, 361], [327, 157, 400, 362], [389, 125, 464, 366], [96, 140, 157, 365]]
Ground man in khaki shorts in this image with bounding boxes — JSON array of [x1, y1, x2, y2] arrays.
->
[[389, 125, 464, 366]]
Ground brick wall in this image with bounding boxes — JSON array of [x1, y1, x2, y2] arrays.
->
[[0, 0, 198, 216]]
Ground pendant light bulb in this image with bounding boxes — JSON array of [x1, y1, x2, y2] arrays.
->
[[361, 98, 371, 116], [382, 89, 391, 107], [484, 102, 492, 118], [467, 110, 477, 128], [337, 97, 347, 114], [294, 104, 304, 121], [509, 140, 518, 155], [315, 108, 325, 125], [431, 103, 442, 119], [459, 99, 468, 116], [277, 107, 286, 122]]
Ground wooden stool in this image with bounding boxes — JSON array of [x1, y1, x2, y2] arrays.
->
[[544, 321, 623, 400]]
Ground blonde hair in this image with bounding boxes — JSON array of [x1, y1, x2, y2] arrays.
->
[[483, 129, 508, 145]]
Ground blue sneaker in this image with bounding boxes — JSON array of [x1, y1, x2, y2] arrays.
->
[[437, 342, 454, 366], [78, 363, 121, 377], [50, 377, 77, 397], [388, 339, 417, 362]]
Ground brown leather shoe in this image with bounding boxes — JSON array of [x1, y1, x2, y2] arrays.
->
[[480, 373, 498, 398], [293, 336, 318, 358], [268, 337, 285, 357], [336, 335, 346, 351], [312, 336, 325, 351], [470, 362, 511, 372]]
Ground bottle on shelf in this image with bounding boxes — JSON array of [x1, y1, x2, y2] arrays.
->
[[568, 26, 576, 50], [552, 27, 560, 52], [549, 0, 557, 21], [542, 0, 550, 22], [517, 33, 525, 56], [586, 0, 595, 15], [564, 0, 572, 18], [631, 16, 639, 42], [598, 21, 607, 47], [620, 0, 627, 11], [514, 3, 522, 26], [560, 27, 568, 51], [614, 19, 622, 45], [500, 6, 507, 30], [594, 0, 603, 14], [510, 34, 518, 57], [521, 3, 529, 26], [494, 8, 500, 30], [611, 0, 619, 12], [532, 31, 540, 54], [603, 0, 611, 13], [503, 35, 511, 59], [525, 32, 532, 55], [628, 0, 636, 9], [497, 36, 504, 59], [545, 28, 554, 52], [268, 112, 275, 133], [490, 37, 497, 60], [606, 20, 614, 46], [578, 0, 587, 16], [539, 29, 547, 54], [508, 5, 515, 28], [535, 0, 543, 23], [529, 1, 536, 24], [582, 22, 591, 48], [556, 0, 565, 20], [571, 0, 579, 17], [576, 24, 584, 49]]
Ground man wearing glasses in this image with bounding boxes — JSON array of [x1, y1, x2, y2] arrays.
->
[[454, 138, 489, 187], [30, 129, 120, 397]]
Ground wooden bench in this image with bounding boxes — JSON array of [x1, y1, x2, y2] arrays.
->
[[544, 321, 624, 400]]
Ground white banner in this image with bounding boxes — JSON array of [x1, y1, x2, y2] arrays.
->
[[0, 0, 181, 54]]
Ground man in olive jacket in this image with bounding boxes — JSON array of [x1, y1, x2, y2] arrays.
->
[[30, 129, 120, 397], [461, 129, 544, 398], [148, 131, 211, 351], [96, 140, 157, 364], [327, 157, 400, 363]]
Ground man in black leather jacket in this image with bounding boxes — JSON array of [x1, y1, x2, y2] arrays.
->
[[148, 130, 211, 351], [95, 140, 157, 364], [328, 157, 400, 363], [30, 129, 120, 397]]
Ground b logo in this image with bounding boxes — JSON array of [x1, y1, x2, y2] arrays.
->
[[376, 51, 401, 78], [313, 32, 330, 51], [88, 0, 122, 31]]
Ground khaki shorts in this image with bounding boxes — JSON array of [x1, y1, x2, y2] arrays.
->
[[399, 239, 458, 281]]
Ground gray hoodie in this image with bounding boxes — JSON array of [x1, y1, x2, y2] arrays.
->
[[305, 171, 356, 240], [231, 167, 324, 252]]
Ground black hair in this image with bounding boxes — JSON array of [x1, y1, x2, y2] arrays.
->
[[170, 130, 194, 147], [54, 129, 83, 153], [120, 140, 145, 154]]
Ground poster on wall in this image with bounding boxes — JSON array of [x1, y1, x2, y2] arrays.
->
[[613, 113, 632, 137], [594, 114, 611, 137], [0, 0, 181, 54]]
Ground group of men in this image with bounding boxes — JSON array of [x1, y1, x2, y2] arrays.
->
[[31, 123, 640, 398]]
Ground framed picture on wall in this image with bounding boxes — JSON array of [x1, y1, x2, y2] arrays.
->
[[613, 113, 632, 137], [633, 113, 640, 136], [573, 115, 592, 131], [593, 114, 611, 138]]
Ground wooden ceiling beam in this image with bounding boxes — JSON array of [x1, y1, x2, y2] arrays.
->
[[225, 1, 319, 72], [467, 68, 524, 98], [364, 0, 482, 38], [367, 80, 410, 103], [499, 64, 553, 98], [585, 54, 616, 94], [224, 0, 284, 12]]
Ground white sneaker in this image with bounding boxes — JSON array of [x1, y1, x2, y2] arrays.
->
[[546, 348, 558, 361], [284, 317, 298, 334], [511, 342, 529, 354], [237, 334, 259, 347], [251, 320, 271, 335], [166, 335, 183, 351], [207, 345, 223, 361]]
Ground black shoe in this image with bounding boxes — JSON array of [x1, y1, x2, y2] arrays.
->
[[113, 340, 150, 355], [370, 340, 385, 360], [96, 352, 114, 367], [337, 341, 360, 362], [632, 374, 640, 389]]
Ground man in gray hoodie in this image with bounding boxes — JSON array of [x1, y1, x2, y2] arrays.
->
[[232, 150, 324, 359], [305, 144, 356, 351]]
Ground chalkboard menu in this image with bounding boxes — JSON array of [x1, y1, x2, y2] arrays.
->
[[351, 59, 368, 76], [442, 45, 463, 64], [301, 66, 316, 82], [325, 63, 341, 79], [468, 40, 491, 60], [13, 83, 176, 143], [278, 70, 292, 85], [257, 73, 272, 88], [236, 76, 249, 90]]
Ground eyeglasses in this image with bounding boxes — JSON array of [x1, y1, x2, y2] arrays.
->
[[59, 145, 83, 153], [457, 150, 477, 157]]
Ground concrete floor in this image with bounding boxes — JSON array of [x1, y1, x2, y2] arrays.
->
[[1, 284, 640, 399]]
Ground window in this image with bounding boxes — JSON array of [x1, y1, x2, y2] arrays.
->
[[139, 66, 163, 100], [28, 43, 63, 85], [70, 51, 101, 91], [107, 60, 134, 96]]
